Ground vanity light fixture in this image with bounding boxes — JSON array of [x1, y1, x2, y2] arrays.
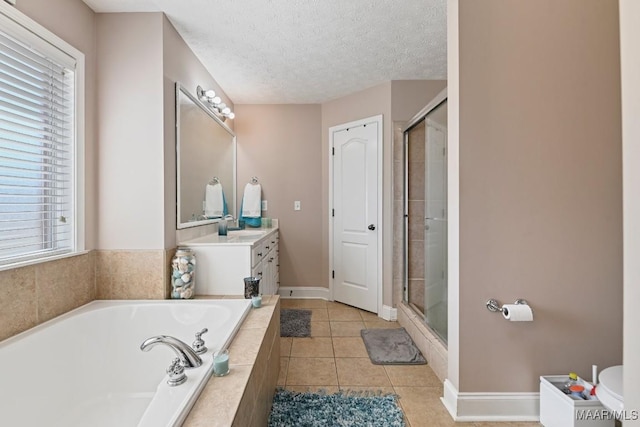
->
[[195, 85, 235, 121]]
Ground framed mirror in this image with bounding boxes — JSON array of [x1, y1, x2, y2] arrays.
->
[[176, 82, 236, 229]]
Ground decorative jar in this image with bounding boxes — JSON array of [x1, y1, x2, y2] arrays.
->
[[171, 247, 196, 299]]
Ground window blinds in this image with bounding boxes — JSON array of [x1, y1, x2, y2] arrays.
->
[[0, 27, 75, 265]]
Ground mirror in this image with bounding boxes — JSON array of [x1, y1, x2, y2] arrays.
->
[[176, 83, 236, 229]]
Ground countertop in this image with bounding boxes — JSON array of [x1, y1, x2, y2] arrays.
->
[[179, 226, 278, 247]]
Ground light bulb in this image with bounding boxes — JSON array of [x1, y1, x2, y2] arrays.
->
[[222, 107, 231, 115], [227, 112, 235, 120], [204, 89, 216, 98], [212, 96, 222, 105]]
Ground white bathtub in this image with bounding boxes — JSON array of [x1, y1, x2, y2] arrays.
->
[[0, 299, 252, 427]]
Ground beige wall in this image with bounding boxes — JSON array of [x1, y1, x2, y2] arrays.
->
[[321, 83, 393, 304], [458, 0, 622, 392], [96, 13, 165, 250], [620, 0, 640, 418], [391, 80, 447, 122], [235, 104, 323, 287], [162, 16, 235, 248]]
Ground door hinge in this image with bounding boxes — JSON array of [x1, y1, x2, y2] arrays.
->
[[332, 209, 335, 217], [332, 270, 335, 279], [332, 147, 335, 155], [443, 147, 446, 156]]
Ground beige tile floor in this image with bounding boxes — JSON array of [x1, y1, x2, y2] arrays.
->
[[278, 299, 541, 427]]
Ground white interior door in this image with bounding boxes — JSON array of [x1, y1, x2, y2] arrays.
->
[[331, 117, 380, 313]]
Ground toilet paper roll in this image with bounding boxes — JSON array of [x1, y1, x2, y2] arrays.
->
[[502, 304, 533, 321]]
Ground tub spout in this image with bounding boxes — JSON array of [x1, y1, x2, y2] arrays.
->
[[140, 335, 203, 368]]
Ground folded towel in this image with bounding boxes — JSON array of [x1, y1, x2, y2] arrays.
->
[[241, 183, 261, 218], [204, 183, 225, 218]]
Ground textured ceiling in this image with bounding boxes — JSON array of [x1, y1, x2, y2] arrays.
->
[[82, 0, 447, 104]]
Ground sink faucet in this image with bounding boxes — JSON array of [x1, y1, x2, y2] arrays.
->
[[140, 335, 203, 368]]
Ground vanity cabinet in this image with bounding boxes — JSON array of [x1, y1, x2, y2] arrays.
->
[[251, 233, 279, 295], [181, 228, 279, 296]]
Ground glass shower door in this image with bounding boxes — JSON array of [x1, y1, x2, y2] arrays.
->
[[424, 107, 448, 342]]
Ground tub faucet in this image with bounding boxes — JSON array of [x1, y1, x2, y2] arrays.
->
[[140, 335, 203, 368]]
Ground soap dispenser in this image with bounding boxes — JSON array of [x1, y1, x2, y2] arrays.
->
[[218, 219, 228, 236]]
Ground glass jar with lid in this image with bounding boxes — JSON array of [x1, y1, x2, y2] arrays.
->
[[171, 247, 196, 299]]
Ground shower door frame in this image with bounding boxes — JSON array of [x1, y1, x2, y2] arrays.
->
[[402, 88, 448, 336]]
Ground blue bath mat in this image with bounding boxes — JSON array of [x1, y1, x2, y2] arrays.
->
[[268, 389, 405, 426]]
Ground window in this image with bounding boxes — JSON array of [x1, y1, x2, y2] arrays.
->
[[0, 6, 84, 268]]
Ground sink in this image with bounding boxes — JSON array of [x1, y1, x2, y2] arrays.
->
[[228, 229, 267, 238]]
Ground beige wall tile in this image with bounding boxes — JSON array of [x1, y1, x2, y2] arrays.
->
[[229, 328, 266, 366], [36, 254, 95, 323], [0, 265, 37, 341], [112, 250, 165, 299], [184, 365, 252, 427]]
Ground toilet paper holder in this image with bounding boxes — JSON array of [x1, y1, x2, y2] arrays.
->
[[486, 298, 529, 313]]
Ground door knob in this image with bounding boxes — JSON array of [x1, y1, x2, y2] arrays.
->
[[368, 224, 376, 231]]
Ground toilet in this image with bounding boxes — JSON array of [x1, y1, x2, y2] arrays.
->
[[596, 365, 624, 414]]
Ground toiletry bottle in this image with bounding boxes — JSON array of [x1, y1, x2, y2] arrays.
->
[[569, 385, 586, 400], [563, 372, 578, 394]]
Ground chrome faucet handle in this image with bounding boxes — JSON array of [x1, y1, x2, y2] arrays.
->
[[192, 328, 208, 355], [166, 358, 187, 386]]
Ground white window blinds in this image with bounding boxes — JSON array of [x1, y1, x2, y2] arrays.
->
[[0, 26, 76, 266]]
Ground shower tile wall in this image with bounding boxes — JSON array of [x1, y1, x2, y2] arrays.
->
[[407, 121, 426, 313], [392, 120, 427, 312]]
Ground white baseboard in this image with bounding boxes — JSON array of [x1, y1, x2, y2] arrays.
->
[[442, 379, 540, 422], [381, 305, 397, 321], [278, 287, 330, 300]]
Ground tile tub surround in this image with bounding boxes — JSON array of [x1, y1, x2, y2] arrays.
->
[[0, 252, 95, 342], [95, 249, 176, 299], [184, 295, 280, 427]]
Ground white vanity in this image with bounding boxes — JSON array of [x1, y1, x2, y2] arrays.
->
[[180, 227, 279, 296]]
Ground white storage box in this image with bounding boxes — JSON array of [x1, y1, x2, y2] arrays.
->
[[540, 375, 615, 427]]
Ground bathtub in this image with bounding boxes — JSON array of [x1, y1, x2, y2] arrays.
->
[[0, 299, 252, 427]]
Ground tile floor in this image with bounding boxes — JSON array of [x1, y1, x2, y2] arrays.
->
[[278, 299, 541, 427]]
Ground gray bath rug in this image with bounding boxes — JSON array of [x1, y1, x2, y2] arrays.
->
[[361, 328, 426, 365], [280, 309, 311, 337]]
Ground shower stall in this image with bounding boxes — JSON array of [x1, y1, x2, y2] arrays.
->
[[403, 93, 448, 344]]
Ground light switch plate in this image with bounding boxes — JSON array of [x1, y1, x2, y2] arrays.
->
[[294, 201, 301, 211], [261, 200, 268, 211]]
